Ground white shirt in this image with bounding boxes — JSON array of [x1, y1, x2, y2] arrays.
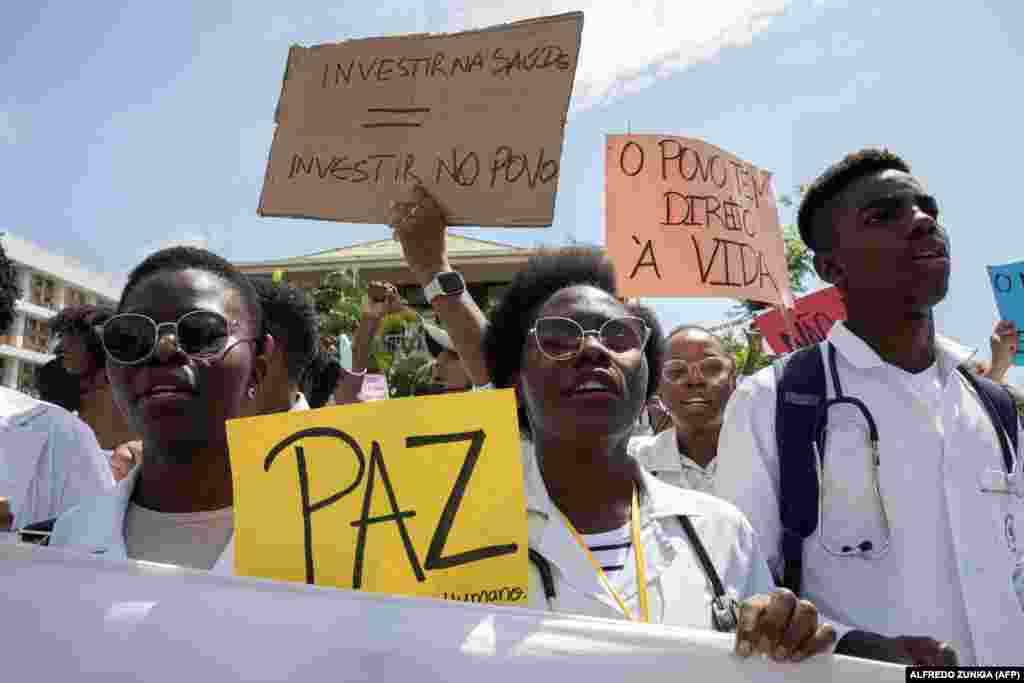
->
[[0, 386, 114, 528], [522, 441, 776, 628], [714, 322, 1024, 665], [629, 427, 718, 494], [49, 398, 313, 573], [124, 502, 234, 570]]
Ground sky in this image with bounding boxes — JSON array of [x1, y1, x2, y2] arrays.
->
[[2, 0, 1022, 379]]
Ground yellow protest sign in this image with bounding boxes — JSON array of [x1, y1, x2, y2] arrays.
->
[[226, 389, 527, 605]]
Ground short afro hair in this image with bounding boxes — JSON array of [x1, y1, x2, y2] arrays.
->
[[36, 357, 81, 412], [51, 304, 115, 367], [250, 278, 318, 384], [797, 148, 911, 252], [665, 324, 732, 361], [0, 241, 20, 335], [482, 246, 663, 436], [120, 247, 263, 339], [306, 353, 341, 409]]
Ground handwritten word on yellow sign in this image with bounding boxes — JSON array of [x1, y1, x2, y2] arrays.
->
[[226, 389, 527, 605]]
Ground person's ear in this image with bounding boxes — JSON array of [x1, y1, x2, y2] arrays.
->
[[249, 333, 276, 399], [814, 251, 846, 289]]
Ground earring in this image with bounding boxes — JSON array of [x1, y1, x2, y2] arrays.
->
[[247, 386, 256, 400]]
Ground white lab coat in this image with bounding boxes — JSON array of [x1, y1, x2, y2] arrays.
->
[[523, 442, 777, 628], [0, 386, 114, 528], [715, 322, 1024, 665], [629, 427, 718, 495]]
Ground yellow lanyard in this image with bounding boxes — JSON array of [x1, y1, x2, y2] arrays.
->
[[561, 487, 650, 623]]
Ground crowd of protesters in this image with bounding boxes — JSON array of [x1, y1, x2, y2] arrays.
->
[[1, 148, 1022, 667]]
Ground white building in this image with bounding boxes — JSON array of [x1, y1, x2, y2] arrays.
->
[[0, 232, 121, 395]]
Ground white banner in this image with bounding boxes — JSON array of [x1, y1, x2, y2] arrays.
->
[[0, 544, 903, 682]]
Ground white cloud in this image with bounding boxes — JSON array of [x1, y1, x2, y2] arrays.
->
[[443, 1, 792, 111]]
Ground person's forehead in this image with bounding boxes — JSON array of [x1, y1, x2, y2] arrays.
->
[[538, 285, 624, 320], [667, 331, 725, 358], [836, 169, 928, 210], [121, 268, 245, 321]]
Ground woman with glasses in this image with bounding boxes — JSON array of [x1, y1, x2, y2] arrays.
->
[[48, 247, 273, 572], [482, 247, 835, 662], [628, 325, 737, 495]]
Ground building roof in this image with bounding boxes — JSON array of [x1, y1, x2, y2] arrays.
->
[[235, 234, 533, 272], [0, 232, 121, 302]]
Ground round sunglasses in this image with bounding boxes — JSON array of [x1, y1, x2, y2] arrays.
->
[[100, 310, 256, 366], [530, 316, 650, 361]]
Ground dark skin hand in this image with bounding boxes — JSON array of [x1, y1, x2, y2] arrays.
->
[[735, 589, 836, 662]]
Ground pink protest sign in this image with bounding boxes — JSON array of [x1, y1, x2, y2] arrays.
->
[[606, 135, 793, 308]]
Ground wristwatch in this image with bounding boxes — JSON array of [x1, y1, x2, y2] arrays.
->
[[423, 270, 465, 304]]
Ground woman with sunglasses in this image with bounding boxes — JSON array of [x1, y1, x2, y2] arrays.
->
[[628, 325, 737, 495], [482, 247, 835, 662], [48, 247, 272, 572]]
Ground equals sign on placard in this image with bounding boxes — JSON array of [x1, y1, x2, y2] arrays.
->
[[362, 107, 431, 128]]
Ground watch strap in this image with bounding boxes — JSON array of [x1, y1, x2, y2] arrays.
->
[[423, 271, 464, 303]]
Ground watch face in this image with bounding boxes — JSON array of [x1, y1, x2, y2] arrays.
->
[[437, 271, 464, 294]]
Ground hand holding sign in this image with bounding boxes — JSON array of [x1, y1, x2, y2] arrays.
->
[[390, 185, 450, 287], [986, 260, 1024, 366], [226, 389, 527, 604]]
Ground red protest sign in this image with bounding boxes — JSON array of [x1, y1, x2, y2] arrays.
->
[[753, 286, 846, 354]]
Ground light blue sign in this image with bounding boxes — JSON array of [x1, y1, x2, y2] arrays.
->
[[987, 260, 1024, 366]]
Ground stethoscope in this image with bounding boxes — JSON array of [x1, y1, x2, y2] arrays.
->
[[812, 343, 892, 560]]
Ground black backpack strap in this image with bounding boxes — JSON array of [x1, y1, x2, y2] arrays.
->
[[957, 367, 1019, 473], [772, 345, 829, 596], [677, 515, 737, 633]]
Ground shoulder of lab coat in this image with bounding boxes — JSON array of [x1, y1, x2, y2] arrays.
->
[[50, 463, 236, 575], [0, 387, 114, 527], [712, 326, 994, 645]]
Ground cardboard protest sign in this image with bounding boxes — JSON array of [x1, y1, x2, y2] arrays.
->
[[753, 286, 846, 354], [226, 389, 527, 604], [987, 260, 1024, 365], [258, 12, 583, 227], [605, 135, 793, 307]]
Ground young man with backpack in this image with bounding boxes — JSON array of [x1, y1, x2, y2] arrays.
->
[[714, 149, 1024, 666]]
